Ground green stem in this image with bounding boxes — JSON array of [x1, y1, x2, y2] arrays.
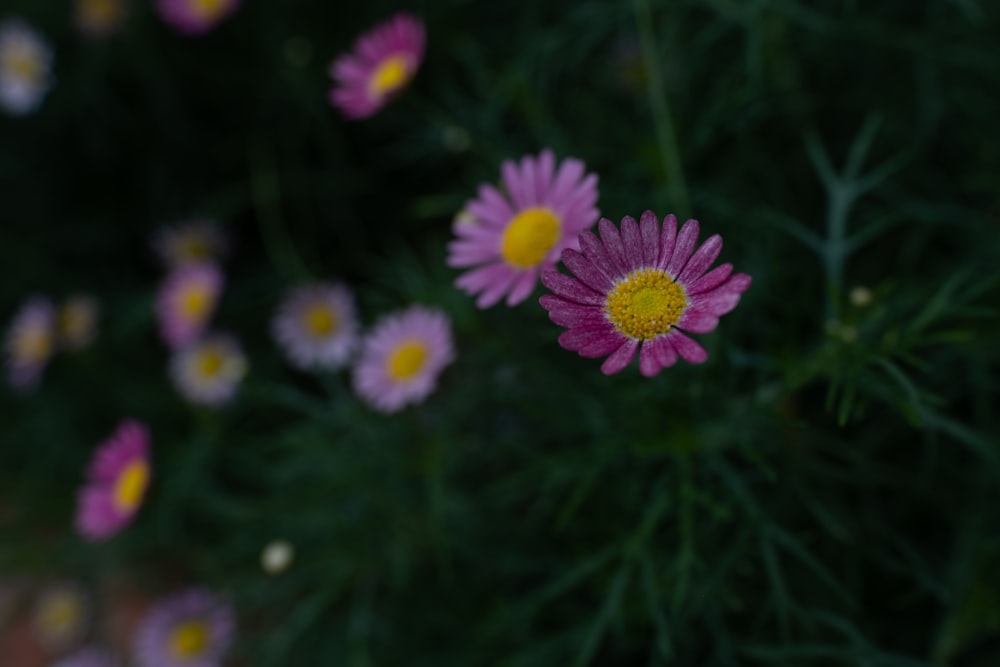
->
[[634, 0, 692, 218], [249, 144, 310, 281]]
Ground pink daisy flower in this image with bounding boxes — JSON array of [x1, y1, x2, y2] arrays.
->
[[169, 332, 246, 407], [272, 282, 359, 371], [154, 0, 240, 36], [540, 211, 752, 377], [352, 306, 455, 413], [5, 295, 56, 391], [134, 588, 234, 667], [0, 20, 53, 116], [75, 420, 151, 542], [447, 149, 600, 308], [152, 219, 227, 270], [328, 12, 425, 120], [156, 262, 223, 348]]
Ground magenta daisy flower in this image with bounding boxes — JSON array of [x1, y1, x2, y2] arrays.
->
[[540, 211, 752, 376], [447, 149, 600, 308], [75, 420, 151, 542], [54, 646, 119, 667], [152, 219, 227, 270], [272, 282, 359, 371], [169, 332, 246, 407], [5, 295, 56, 391], [328, 12, 425, 120], [134, 588, 234, 667], [0, 20, 53, 116], [352, 306, 455, 413], [154, 0, 240, 35], [156, 262, 223, 348]]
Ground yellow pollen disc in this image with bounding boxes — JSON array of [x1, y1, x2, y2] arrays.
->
[[196, 349, 224, 378], [180, 285, 211, 320], [40, 596, 80, 633], [191, 0, 228, 20], [302, 304, 338, 337], [113, 460, 149, 513], [369, 54, 411, 98], [387, 341, 427, 381], [169, 620, 210, 658], [81, 0, 122, 25], [16, 328, 53, 363], [500, 207, 561, 269], [3, 47, 42, 81], [178, 237, 209, 261], [604, 268, 688, 340]]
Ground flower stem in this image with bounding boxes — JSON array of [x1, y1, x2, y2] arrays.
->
[[634, 0, 691, 218]]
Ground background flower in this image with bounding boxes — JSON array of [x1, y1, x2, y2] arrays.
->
[[4, 296, 56, 391], [169, 332, 246, 406], [0, 20, 52, 115], [134, 588, 234, 667], [272, 282, 359, 371], [154, 0, 241, 35], [156, 263, 223, 348]]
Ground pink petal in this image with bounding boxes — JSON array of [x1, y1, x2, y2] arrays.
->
[[598, 218, 628, 275], [639, 210, 660, 267], [502, 159, 529, 210], [600, 338, 639, 375], [639, 340, 662, 377], [540, 267, 604, 305], [690, 273, 752, 315], [666, 219, 701, 277], [688, 263, 733, 295], [536, 150, 555, 198], [561, 249, 613, 293], [578, 230, 618, 280], [540, 295, 607, 328], [475, 270, 520, 308], [652, 336, 678, 368], [657, 214, 678, 270], [620, 215, 645, 272], [558, 324, 615, 352], [678, 234, 723, 284], [670, 331, 708, 364], [550, 158, 585, 203], [578, 331, 627, 358], [678, 309, 720, 333], [505, 270, 538, 306]]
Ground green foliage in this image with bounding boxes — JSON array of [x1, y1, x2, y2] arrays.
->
[[2, 0, 999, 665]]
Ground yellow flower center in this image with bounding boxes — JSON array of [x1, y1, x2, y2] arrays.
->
[[387, 341, 427, 381], [113, 460, 149, 513], [180, 284, 211, 321], [368, 54, 411, 98], [190, 0, 228, 20], [169, 620, 210, 659], [302, 304, 338, 337], [58, 301, 96, 346], [39, 595, 81, 635], [178, 237, 209, 261], [2, 46, 42, 82], [500, 207, 561, 269], [604, 268, 688, 340], [15, 327, 53, 363], [196, 349, 224, 377], [80, 0, 122, 26]]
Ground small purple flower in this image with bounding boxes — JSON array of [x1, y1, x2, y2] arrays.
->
[[4, 295, 56, 391], [352, 306, 455, 413], [0, 20, 53, 115], [447, 149, 600, 308], [134, 588, 234, 667], [154, 0, 240, 36], [329, 12, 425, 119], [156, 262, 223, 348], [152, 219, 228, 270], [31, 581, 91, 652], [272, 282, 360, 371], [540, 211, 751, 376], [75, 420, 152, 542], [169, 331, 246, 407]]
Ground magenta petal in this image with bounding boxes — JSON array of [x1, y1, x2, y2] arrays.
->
[[657, 214, 678, 270], [691, 273, 752, 315], [678, 308, 720, 333], [578, 231, 617, 280], [598, 218, 628, 275], [505, 270, 538, 306], [670, 331, 709, 364], [600, 339, 639, 375], [679, 234, 723, 284], [653, 336, 678, 368], [501, 159, 528, 210], [620, 216, 644, 272], [475, 270, 520, 308], [558, 324, 615, 352], [667, 219, 700, 277], [540, 267, 604, 305], [561, 249, 613, 292], [638, 340, 662, 377], [578, 332, 626, 358], [688, 263, 733, 295], [639, 210, 660, 267]]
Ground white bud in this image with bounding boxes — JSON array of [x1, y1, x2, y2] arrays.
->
[[261, 540, 294, 575]]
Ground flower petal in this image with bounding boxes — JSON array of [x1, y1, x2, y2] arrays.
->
[[540, 295, 606, 328], [678, 234, 723, 284], [561, 248, 613, 293], [558, 324, 615, 352], [687, 262, 733, 295], [669, 331, 708, 364], [620, 215, 645, 272], [578, 230, 618, 281], [657, 214, 678, 270], [639, 210, 660, 267], [600, 338, 639, 375], [540, 267, 604, 305], [599, 218, 628, 275], [639, 340, 663, 377], [505, 270, 538, 306], [652, 336, 678, 368], [678, 309, 719, 333], [690, 273, 752, 315], [666, 219, 700, 277]]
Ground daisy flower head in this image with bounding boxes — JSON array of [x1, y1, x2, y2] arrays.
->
[[329, 12, 425, 120], [58, 294, 100, 351], [134, 588, 234, 667], [75, 0, 127, 38], [447, 149, 600, 308], [156, 262, 223, 348], [352, 306, 455, 413], [540, 211, 752, 377], [75, 419, 152, 542], [54, 646, 120, 667], [169, 332, 246, 407], [31, 581, 90, 651], [155, 0, 240, 35], [0, 20, 53, 116], [152, 219, 227, 270], [272, 282, 360, 371], [5, 295, 56, 391]]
